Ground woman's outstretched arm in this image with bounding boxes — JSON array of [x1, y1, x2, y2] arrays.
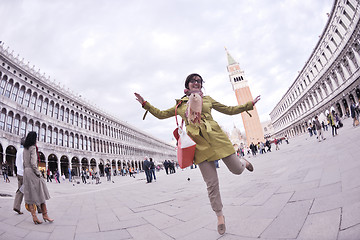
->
[[134, 92, 177, 119], [134, 92, 145, 105]]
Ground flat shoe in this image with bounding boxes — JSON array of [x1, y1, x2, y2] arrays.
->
[[217, 216, 226, 235], [244, 159, 254, 172], [13, 208, 23, 214]]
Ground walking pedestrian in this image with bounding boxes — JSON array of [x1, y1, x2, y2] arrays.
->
[[135, 73, 258, 235], [23, 131, 54, 224], [2, 163, 10, 183]]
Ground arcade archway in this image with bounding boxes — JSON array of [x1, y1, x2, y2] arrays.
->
[[47, 153, 57, 174], [60, 155, 69, 177]]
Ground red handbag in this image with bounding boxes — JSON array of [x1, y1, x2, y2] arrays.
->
[[173, 101, 196, 169]]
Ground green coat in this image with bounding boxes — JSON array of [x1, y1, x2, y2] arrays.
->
[[143, 95, 254, 164]]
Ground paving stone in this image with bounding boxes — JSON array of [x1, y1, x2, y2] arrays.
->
[[244, 186, 280, 206], [341, 166, 360, 191], [0, 117, 359, 239], [310, 187, 360, 214], [290, 182, 342, 202], [49, 226, 76, 240], [127, 223, 173, 240], [277, 180, 319, 193], [75, 229, 131, 240], [338, 224, 360, 240], [249, 192, 293, 219], [297, 208, 341, 240], [341, 201, 360, 230], [319, 164, 341, 187], [24, 231, 51, 240], [260, 200, 313, 239]]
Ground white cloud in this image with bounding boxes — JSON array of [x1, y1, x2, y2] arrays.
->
[[0, 0, 333, 143]]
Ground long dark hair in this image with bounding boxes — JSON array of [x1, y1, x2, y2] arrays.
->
[[184, 73, 204, 89], [23, 131, 37, 149]]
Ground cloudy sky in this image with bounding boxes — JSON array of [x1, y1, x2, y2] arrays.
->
[[1, 0, 333, 144]]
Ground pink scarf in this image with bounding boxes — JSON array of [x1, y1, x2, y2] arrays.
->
[[184, 89, 203, 124]]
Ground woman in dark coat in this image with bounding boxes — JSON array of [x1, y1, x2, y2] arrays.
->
[[23, 131, 54, 224]]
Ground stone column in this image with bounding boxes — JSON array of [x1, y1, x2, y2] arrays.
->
[[329, 74, 338, 90], [340, 62, 351, 80], [352, 47, 360, 66], [335, 68, 344, 86], [346, 55, 357, 74]]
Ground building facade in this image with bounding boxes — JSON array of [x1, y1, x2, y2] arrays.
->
[[270, 0, 360, 138], [226, 48, 265, 145], [0, 44, 176, 177]]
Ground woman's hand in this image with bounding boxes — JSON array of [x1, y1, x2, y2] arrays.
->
[[134, 93, 144, 104], [253, 95, 261, 105]]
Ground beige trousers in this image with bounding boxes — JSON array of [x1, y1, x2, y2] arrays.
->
[[198, 153, 246, 217], [13, 175, 24, 211]]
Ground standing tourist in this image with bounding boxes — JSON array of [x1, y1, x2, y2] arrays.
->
[[13, 137, 25, 214], [314, 116, 326, 142], [46, 168, 52, 182], [149, 158, 156, 182], [327, 111, 337, 136], [135, 73, 259, 235], [68, 167, 72, 182], [143, 157, 152, 183], [23, 131, 53, 224]]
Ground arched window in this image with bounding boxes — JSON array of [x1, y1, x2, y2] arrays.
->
[[58, 130, 63, 146], [0, 109, 6, 130], [0, 76, 7, 94], [48, 100, 54, 117], [74, 134, 79, 149], [64, 132, 69, 147], [59, 106, 64, 121], [54, 103, 59, 119], [47, 126, 52, 143], [13, 114, 20, 135], [53, 128, 58, 145], [42, 98, 49, 115], [79, 136, 83, 150], [65, 108, 69, 123], [79, 115, 83, 128], [11, 83, 19, 101], [30, 93, 37, 110], [40, 124, 46, 142], [69, 134, 74, 148], [83, 116, 87, 129], [20, 117, 27, 137], [27, 120, 34, 133], [75, 113, 79, 126], [4, 79, 13, 98], [36, 96, 43, 112], [70, 110, 74, 125], [24, 89, 31, 107], [84, 137, 88, 150], [34, 122, 40, 140], [17, 86, 25, 104], [6, 111, 14, 132]]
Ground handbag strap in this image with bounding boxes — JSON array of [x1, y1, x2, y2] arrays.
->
[[174, 100, 184, 128]]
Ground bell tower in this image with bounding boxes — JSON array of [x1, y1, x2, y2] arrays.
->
[[225, 48, 264, 145]]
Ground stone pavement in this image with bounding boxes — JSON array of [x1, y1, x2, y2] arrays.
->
[[0, 118, 360, 240]]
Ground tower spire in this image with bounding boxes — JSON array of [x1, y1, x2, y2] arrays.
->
[[225, 48, 264, 146], [225, 47, 238, 65]]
